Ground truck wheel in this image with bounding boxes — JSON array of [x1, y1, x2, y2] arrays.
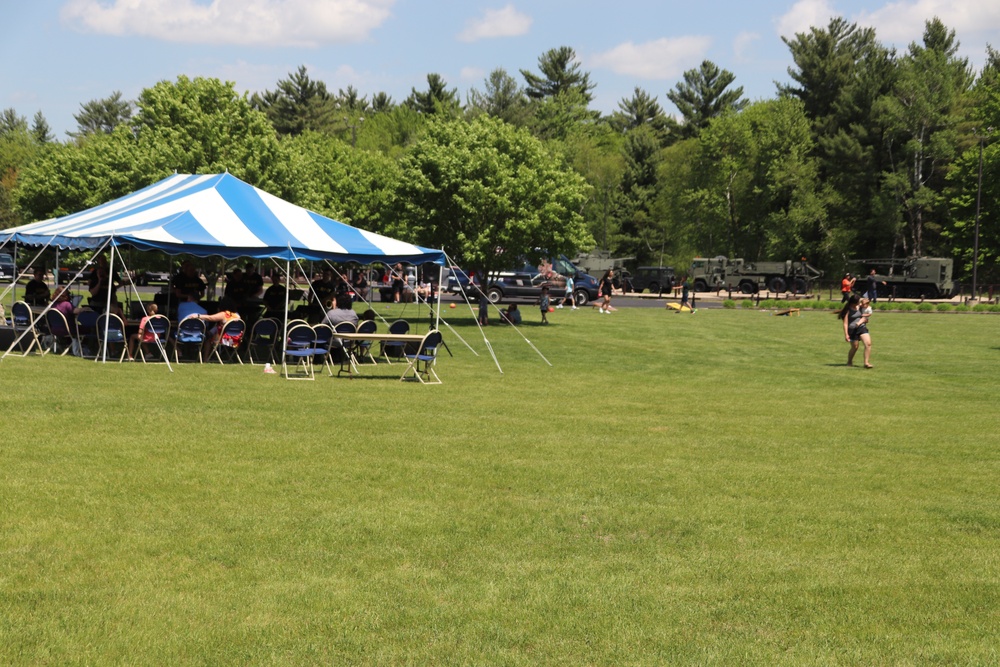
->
[[768, 277, 786, 293], [486, 287, 503, 304], [693, 279, 709, 292], [793, 278, 808, 294], [738, 281, 755, 295], [648, 281, 660, 294], [574, 289, 590, 307]]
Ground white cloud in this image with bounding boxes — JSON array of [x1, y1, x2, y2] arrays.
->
[[856, 0, 1000, 43], [588, 37, 711, 80], [457, 4, 531, 42], [59, 0, 395, 47], [459, 66, 485, 81], [775, 0, 836, 38], [733, 31, 761, 61]]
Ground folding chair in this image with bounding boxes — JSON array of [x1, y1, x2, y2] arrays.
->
[[74, 309, 99, 359], [44, 309, 75, 356], [95, 313, 127, 362], [137, 314, 171, 363], [246, 317, 279, 365], [379, 319, 409, 364], [399, 330, 443, 384], [283, 322, 317, 380], [354, 319, 378, 364], [334, 321, 358, 377], [10, 301, 41, 355], [311, 323, 336, 376], [209, 319, 246, 364], [173, 317, 206, 363]]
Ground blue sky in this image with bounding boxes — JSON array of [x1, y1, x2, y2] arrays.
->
[[2, 0, 997, 138]]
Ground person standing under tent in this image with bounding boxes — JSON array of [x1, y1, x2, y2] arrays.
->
[[88, 256, 121, 313], [243, 263, 264, 300], [390, 263, 406, 303], [171, 260, 206, 302], [310, 268, 338, 322]]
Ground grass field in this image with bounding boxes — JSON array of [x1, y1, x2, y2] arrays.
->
[[2, 305, 999, 665]]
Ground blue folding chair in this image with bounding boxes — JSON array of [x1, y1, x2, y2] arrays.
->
[[354, 319, 377, 364], [44, 309, 75, 356], [95, 313, 127, 362], [334, 321, 358, 377], [74, 309, 100, 358], [246, 317, 279, 365], [283, 322, 317, 380], [173, 317, 206, 363], [210, 319, 245, 364], [379, 319, 409, 364], [10, 301, 41, 355], [137, 314, 171, 363], [399, 330, 443, 384], [311, 323, 336, 376]]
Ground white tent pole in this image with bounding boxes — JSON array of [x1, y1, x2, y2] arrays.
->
[[435, 262, 443, 332], [99, 242, 118, 363], [280, 253, 291, 364], [118, 253, 173, 372]]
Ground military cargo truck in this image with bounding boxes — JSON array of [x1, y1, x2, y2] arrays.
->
[[689, 256, 823, 294], [852, 257, 957, 299]]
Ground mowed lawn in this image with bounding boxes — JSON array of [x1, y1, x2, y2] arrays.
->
[[1, 305, 998, 665]]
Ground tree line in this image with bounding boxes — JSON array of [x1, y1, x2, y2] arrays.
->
[[1, 16, 998, 282]]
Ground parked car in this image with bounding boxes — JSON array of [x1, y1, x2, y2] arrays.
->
[[629, 266, 675, 294], [445, 266, 480, 296], [483, 255, 600, 306], [0, 253, 14, 282]]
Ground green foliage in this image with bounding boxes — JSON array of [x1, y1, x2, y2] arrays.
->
[[396, 115, 592, 273], [282, 132, 400, 233], [954, 303, 971, 312], [936, 303, 954, 311], [917, 301, 935, 311], [972, 303, 992, 312], [134, 76, 289, 192], [896, 301, 916, 310], [466, 68, 530, 127], [404, 73, 460, 117], [520, 46, 595, 102], [722, 299, 736, 308], [70, 90, 132, 137], [741, 299, 755, 308], [667, 60, 747, 138]]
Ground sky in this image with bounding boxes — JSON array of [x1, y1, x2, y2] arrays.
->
[[2, 0, 998, 138]]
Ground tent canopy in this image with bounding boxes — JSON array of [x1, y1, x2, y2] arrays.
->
[[1, 173, 444, 266]]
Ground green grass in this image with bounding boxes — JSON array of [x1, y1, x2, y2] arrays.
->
[[2, 307, 1000, 665]]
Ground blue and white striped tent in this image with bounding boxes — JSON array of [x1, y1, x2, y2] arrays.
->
[[1, 173, 444, 266]]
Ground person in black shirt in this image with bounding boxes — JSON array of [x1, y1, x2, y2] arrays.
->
[[262, 271, 287, 319], [24, 267, 50, 306], [243, 263, 264, 300], [88, 256, 120, 311], [171, 261, 206, 301]]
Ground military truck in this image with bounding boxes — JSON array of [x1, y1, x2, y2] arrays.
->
[[852, 257, 957, 299], [689, 256, 823, 294], [572, 249, 634, 289]]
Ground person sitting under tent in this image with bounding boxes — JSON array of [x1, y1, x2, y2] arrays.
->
[[310, 268, 338, 322], [262, 272, 287, 320], [24, 267, 51, 306], [127, 303, 160, 361], [194, 297, 241, 358], [351, 271, 369, 301], [177, 293, 207, 322], [322, 293, 359, 360]]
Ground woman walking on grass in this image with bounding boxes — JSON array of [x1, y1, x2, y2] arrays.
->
[[599, 269, 615, 314], [837, 294, 873, 368]]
